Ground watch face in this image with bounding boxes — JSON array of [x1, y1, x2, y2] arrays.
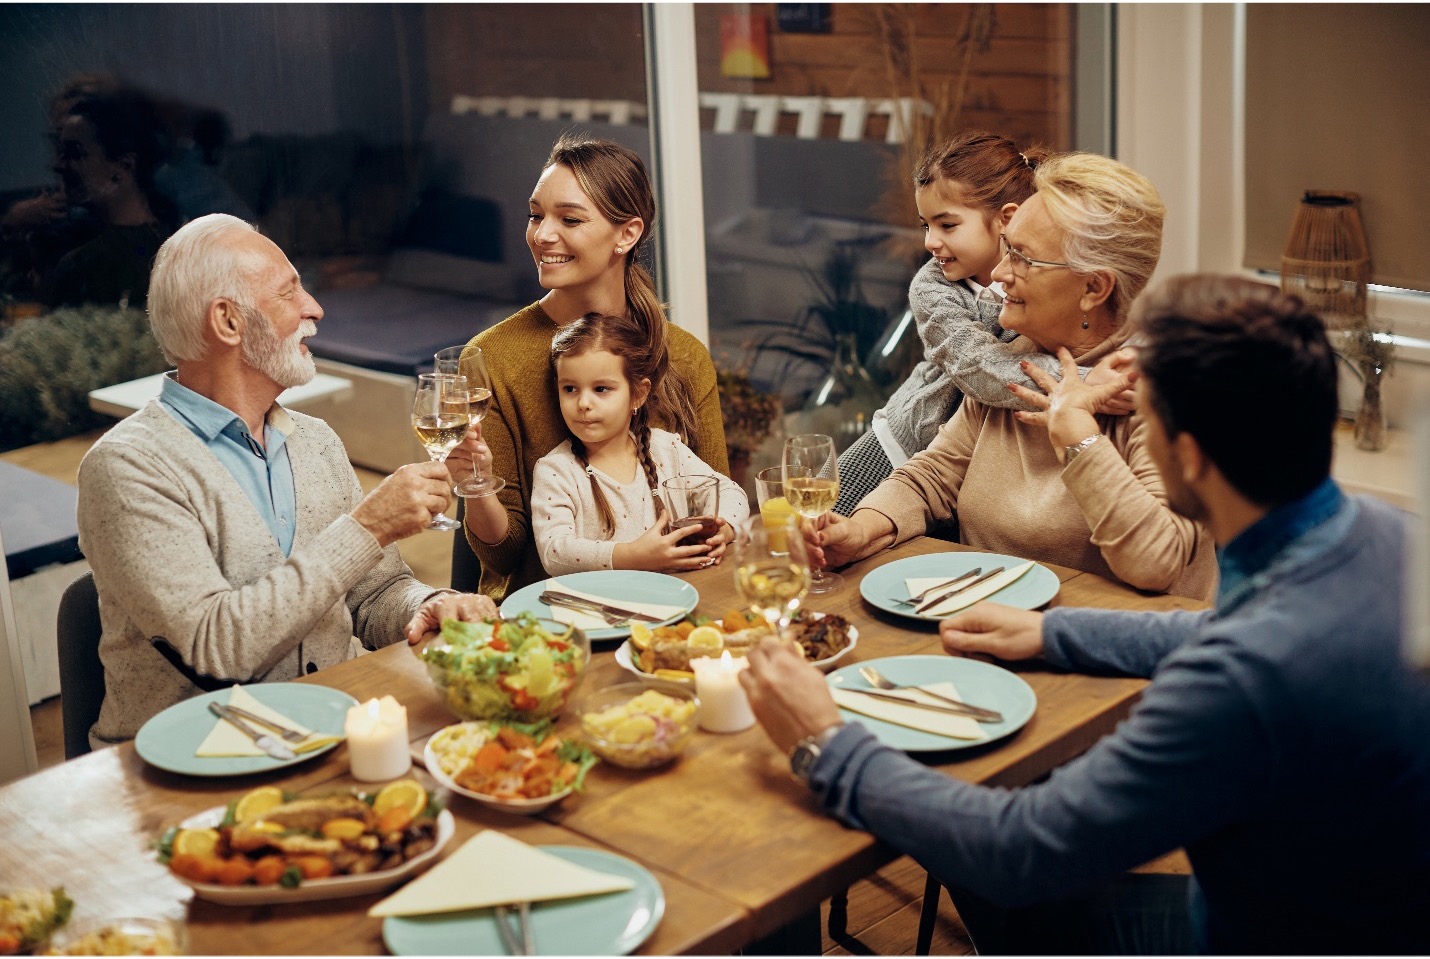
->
[[790, 743, 818, 781]]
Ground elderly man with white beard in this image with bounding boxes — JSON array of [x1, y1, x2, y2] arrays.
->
[[76, 213, 496, 749]]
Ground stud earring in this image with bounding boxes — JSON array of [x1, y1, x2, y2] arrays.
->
[[615, 247, 623, 255]]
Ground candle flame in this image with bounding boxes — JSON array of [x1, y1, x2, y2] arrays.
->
[[720, 650, 734, 667]]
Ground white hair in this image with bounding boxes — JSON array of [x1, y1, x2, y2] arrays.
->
[[146, 213, 259, 364]]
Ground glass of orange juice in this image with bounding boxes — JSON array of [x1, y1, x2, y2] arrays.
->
[[755, 466, 794, 554]]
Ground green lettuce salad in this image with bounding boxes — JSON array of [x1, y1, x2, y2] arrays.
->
[[422, 613, 586, 720]]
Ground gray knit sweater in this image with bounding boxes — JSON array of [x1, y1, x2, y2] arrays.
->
[[77, 402, 445, 747]]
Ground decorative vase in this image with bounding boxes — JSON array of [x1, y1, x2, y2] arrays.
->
[[795, 333, 884, 452], [1354, 362, 1387, 451]]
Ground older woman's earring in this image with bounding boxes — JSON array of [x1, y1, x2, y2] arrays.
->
[[1081, 313, 1090, 330]]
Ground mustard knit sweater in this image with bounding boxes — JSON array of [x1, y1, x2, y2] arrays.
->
[[461, 302, 730, 599]]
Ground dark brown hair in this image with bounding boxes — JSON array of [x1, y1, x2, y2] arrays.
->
[[1134, 275, 1338, 507], [545, 134, 697, 443], [913, 130, 1048, 216], [550, 312, 669, 534]]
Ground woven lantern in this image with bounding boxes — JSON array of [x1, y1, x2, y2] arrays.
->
[[1280, 191, 1370, 331]]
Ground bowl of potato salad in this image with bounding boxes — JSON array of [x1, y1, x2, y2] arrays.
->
[[579, 683, 700, 769]]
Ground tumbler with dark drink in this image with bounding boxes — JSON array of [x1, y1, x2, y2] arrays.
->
[[661, 476, 721, 548]]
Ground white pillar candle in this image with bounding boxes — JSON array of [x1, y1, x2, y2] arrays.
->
[[345, 695, 411, 781], [692, 651, 755, 733]]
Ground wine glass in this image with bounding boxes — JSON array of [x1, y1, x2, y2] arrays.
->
[[435, 346, 505, 497], [783, 433, 842, 593], [410, 372, 469, 531], [733, 516, 811, 638]]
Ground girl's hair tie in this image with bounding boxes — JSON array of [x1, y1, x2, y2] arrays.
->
[[585, 465, 596, 476], [1019, 152, 1033, 169]]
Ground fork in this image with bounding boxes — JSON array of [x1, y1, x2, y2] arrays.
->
[[858, 665, 1003, 722], [221, 704, 309, 744], [891, 567, 982, 607], [539, 591, 629, 626]]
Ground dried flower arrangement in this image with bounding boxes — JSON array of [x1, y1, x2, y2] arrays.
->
[[716, 364, 782, 483]]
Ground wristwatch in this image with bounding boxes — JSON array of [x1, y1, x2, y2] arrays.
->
[[790, 724, 845, 784], [1063, 433, 1101, 465]]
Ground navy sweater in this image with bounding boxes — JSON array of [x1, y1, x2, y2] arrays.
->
[[810, 490, 1430, 953]]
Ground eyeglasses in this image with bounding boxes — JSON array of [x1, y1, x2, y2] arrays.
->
[[999, 234, 1073, 275]]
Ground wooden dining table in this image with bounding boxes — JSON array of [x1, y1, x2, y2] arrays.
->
[[0, 537, 1206, 955]]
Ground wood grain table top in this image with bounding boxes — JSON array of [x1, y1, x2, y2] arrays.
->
[[0, 538, 1202, 954]]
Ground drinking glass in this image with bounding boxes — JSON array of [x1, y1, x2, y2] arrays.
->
[[410, 372, 468, 531], [783, 433, 842, 593], [754, 466, 794, 555], [661, 475, 721, 546], [733, 516, 811, 636], [435, 345, 505, 497]]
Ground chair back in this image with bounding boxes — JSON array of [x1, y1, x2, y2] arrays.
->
[[450, 498, 481, 592], [57, 572, 104, 759]]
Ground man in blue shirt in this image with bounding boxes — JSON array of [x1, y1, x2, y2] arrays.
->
[[743, 275, 1430, 953]]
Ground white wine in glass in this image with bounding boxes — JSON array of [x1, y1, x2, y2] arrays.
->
[[411, 372, 468, 531], [783, 433, 842, 593], [434, 346, 505, 497], [733, 517, 811, 636]]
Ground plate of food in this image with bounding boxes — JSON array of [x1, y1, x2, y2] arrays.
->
[[157, 781, 453, 905], [382, 846, 664, 956], [134, 683, 355, 777], [614, 609, 858, 683], [0, 887, 73, 955], [499, 571, 699, 643], [858, 551, 1061, 622], [424, 721, 597, 815]]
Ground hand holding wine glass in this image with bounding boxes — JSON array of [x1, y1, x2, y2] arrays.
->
[[434, 346, 505, 497], [733, 516, 811, 637], [410, 372, 468, 531], [783, 433, 843, 593]]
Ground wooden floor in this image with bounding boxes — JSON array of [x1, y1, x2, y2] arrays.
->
[[18, 430, 975, 956]]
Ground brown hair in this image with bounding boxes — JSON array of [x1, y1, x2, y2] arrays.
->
[[1133, 275, 1337, 507], [550, 312, 670, 535], [544, 134, 697, 443], [913, 130, 1048, 216]]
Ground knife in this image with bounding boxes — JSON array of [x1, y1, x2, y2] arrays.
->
[[539, 590, 665, 624], [900, 567, 982, 605], [838, 686, 1005, 723], [208, 702, 297, 760], [914, 565, 1007, 615]]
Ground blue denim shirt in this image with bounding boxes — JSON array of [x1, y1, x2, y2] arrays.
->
[[158, 373, 297, 555], [1214, 477, 1346, 614]]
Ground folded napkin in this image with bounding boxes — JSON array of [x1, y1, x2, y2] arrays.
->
[[369, 830, 636, 917], [194, 685, 343, 758], [905, 561, 1036, 617], [831, 681, 988, 742], [543, 578, 685, 630]]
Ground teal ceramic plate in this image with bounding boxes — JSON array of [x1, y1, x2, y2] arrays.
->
[[858, 551, 1060, 622], [500, 570, 699, 642], [382, 846, 665, 956], [827, 655, 1036, 753], [134, 682, 354, 777]]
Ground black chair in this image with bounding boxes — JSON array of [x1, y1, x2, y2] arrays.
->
[[56, 572, 104, 759], [450, 498, 481, 592]]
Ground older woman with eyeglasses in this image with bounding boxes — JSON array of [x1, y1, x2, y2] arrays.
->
[[806, 152, 1216, 600]]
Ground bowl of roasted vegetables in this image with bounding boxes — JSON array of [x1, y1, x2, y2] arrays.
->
[[614, 609, 857, 681], [1, 888, 73, 955], [155, 781, 452, 905], [422, 614, 589, 721], [424, 720, 598, 814]]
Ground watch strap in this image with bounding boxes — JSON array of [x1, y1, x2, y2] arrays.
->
[[1063, 433, 1101, 464]]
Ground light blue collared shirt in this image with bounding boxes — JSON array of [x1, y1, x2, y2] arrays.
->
[[158, 373, 298, 556]]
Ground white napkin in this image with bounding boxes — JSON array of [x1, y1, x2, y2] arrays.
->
[[904, 561, 1036, 617], [543, 578, 685, 631], [368, 830, 636, 917], [194, 685, 343, 757], [831, 681, 987, 742]]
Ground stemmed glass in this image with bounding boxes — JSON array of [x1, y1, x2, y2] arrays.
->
[[783, 433, 842, 593], [733, 516, 811, 638], [434, 346, 505, 497], [410, 372, 468, 531]]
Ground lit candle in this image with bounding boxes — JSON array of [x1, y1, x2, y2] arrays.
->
[[692, 651, 755, 733], [345, 695, 411, 781]]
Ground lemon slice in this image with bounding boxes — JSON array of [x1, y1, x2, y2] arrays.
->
[[686, 625, 724, 655], [233, 785, 285, 824], [172, 827, 221, 857], [653, 668, 696, 682], [373, 779, 427, 819], [629, 622, 655, 651]]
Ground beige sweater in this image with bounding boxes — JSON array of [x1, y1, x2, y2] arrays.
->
[[77, 402, 445, 747], [859, 337, 1217, 602]]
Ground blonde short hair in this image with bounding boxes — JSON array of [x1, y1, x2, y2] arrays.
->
[[1034, 153, 1165, 323], [147, 213, 258, 364]]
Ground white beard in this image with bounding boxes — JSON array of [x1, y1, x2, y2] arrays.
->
[[242, 309, 317, 389]]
